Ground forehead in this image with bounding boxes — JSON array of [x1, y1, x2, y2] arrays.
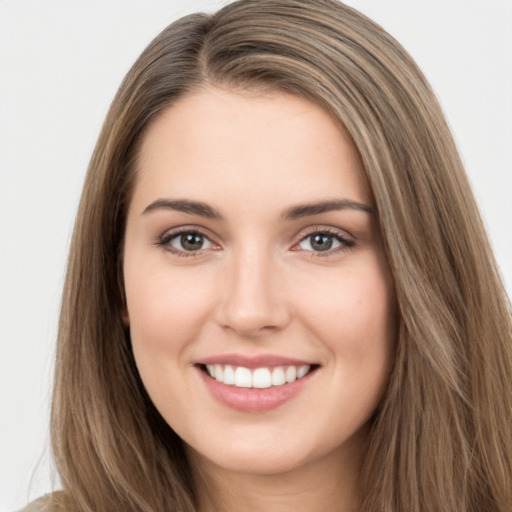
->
[[133, 87, 369, 213]]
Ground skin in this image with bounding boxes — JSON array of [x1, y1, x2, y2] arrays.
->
[[123, 87, 397, 512]]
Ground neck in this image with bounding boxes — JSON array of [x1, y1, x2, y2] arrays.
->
[[187, 429, 367, 512]]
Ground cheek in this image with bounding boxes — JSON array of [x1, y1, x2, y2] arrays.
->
[[294, 259, 396, 392], [123, 263, 220, 419], [301, 268, 394, 344], [124, 260, 217, 362]]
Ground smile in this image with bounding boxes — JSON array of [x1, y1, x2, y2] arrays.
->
[[196, 356, 319, 412], [205, 364, 312, 388]]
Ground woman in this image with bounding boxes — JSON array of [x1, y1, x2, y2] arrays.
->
[[22, 0, 512, 511]]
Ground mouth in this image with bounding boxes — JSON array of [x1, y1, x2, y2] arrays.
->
[[197, 363, 319, 389], [195, 358, 320, 412]]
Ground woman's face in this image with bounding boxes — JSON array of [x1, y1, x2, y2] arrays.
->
[[123, 88, 396, 476]]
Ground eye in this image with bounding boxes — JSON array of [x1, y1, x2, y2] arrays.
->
[[157, 229, 216, 256], [296, 230, 355, 254]]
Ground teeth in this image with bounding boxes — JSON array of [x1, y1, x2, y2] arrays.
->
[[297, 364, 310, 379], [223, 365, 235, 385], [214, 364, 223, 382], [285, 365, 297, 383], [271, 367, 286, 386], [253, 368, 272, 389], [205, 364, 311, 388], [234, 367, 252, 388]]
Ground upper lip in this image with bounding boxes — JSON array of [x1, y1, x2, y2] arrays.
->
[[196, 354, 317, 368]]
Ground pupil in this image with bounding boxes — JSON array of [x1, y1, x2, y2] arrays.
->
[[311, 234, 333, 251], [181, 233, 203, 251]]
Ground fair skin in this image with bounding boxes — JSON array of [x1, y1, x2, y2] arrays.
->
[[123, 87, 396, 512]]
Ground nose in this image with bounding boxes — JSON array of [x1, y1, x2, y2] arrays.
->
[[216, 248, 291, 338]]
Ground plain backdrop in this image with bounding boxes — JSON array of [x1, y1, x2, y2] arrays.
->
[[1, 0, 511, 510]]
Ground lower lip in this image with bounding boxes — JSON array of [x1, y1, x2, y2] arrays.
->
[[197, 367, 315, 412]]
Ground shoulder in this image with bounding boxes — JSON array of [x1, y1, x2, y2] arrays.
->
[[17, 496, 50, 512], [17, 492, 69, 512]]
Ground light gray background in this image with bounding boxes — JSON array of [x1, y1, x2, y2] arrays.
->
[[1, 1, 511, 510]]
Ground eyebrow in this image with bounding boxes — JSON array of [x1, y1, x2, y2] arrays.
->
[[142, 199, 224, 219], [280, 199, 375, 221], [142, 197, 375, 220]]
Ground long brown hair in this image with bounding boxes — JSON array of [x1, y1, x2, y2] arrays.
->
[[51, 1, 512, 510]]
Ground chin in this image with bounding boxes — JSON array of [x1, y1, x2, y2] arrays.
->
[[185, 426, 354, 478], [190, 445, 311, 476]]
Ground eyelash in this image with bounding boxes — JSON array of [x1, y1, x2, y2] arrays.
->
[[155, 228, 216, 258], [294, 227, 355, 257], [155, 226, 355, 258]]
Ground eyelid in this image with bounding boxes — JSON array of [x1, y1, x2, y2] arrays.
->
[[291, 225, 356, 256], [155, 224, 355, 258], [155, 225, 221, 257]]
